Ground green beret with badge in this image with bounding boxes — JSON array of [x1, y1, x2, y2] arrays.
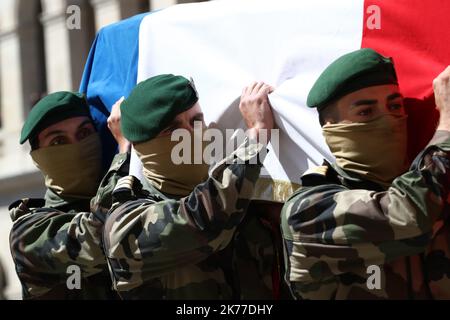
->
[[307, 48, 398, 110], [120, 74, 199, 143], [20, 91, 91, 144]]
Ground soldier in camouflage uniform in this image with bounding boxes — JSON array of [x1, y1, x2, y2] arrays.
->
[[9, 92, 130, 299], [281, 48, 450, 299], [102, 74, 279, 299]]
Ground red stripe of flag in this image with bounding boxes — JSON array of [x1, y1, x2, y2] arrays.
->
[[362, 0, 449, 158]]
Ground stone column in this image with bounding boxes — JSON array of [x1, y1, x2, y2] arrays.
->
[[41, 0, 73, 92], [150, 0, 176, 10], [66, 0, 96, 89], [17, 0, 47, 114], [0, 0, 47, 175], [90, 0, 121, 31], [0, 0, 25, 161], [0, 34, 23, 134], [119, 0, 149, 19], [40, 0, 95, 91]]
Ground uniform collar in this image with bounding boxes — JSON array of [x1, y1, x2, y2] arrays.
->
[[324, 160, 387, 192], [44, 188, 91, 212]]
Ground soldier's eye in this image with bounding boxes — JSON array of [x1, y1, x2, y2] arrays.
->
[[49, 137, 68, 146], [357, 108, 373, 116], [388, 104, 403, 111], [77, 127, 94, 140]]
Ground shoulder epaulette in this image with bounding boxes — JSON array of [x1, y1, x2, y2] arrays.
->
[[300, 165, 331, 187], [112, 175, 142, 202]]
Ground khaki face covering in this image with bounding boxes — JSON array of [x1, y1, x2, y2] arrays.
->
[[322, 114, 408, 188], [31, 133, 102, 198], [134, 133, 210, 197]]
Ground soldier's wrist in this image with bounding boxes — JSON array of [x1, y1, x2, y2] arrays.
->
[[246, 127, 271, 145], [118, 140, 131, 153]]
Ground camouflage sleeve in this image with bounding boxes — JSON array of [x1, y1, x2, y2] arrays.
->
[[103, 138, 265, 292], [9, 153, 129, 299], [9, 201, 107, 298], [282, 131, 450, 286], [90, 152, 130, 215]]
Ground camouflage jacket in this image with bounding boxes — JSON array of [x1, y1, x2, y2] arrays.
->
[[103, 138, 271, 299], [281, 130, 450, 300], [231, 201, 292, 300], [9, 152, 130, 299]]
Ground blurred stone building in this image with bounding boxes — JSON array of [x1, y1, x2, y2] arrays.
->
[[0, 0, 207, 300]]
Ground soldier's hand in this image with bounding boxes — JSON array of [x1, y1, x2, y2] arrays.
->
[[433, 66, 450, 131], [108, 97, 130, 153], [239, 81, 275, 142]]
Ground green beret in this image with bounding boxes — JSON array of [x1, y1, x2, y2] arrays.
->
[[121, 74, 199, 143], [307, 48, 398, 110], [20, 91, 91, 144]]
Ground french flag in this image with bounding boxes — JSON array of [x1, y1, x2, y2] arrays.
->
[[80, 0, 449, 191]]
